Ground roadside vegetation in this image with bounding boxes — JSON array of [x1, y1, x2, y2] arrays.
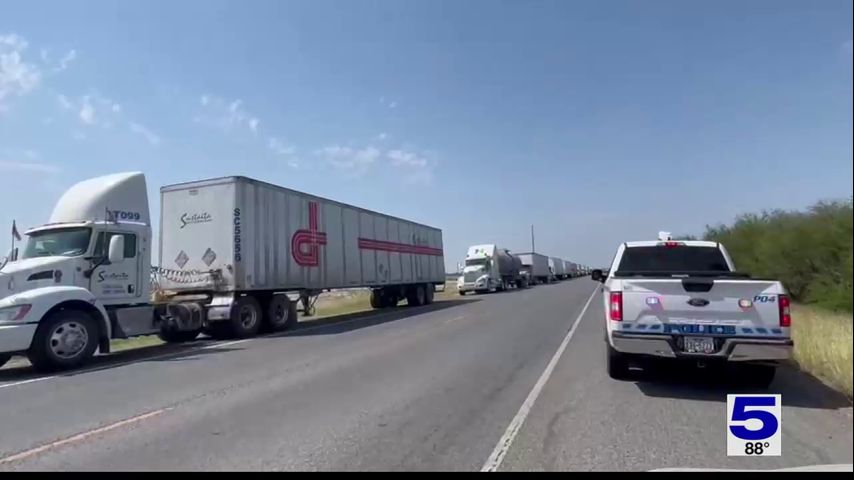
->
[[704, 199, 853, 397]]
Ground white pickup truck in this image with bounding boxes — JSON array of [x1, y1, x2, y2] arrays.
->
[[591, 233, 793, 388]]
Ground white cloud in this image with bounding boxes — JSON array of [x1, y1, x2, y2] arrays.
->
[[0, 33, 42, 107], [56, 93, 72, 110], [78, 96, 95, 124], [53, 49, 76, 72], [195, 94, 260, 134], [388, 101, 397, 109], [387, 148, 435, 184], [0, 160, 60, 174], [268, 137, 295, 156], [315, 145, 381, 170], [387, 149, 428, 168], [377, 132, 388, 141], [111, 103, 121, 113], [130, 122, 161, 145]]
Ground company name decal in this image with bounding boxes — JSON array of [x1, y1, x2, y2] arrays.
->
[[180, 212, 212, 229]]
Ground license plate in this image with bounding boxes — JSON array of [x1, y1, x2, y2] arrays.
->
[[683, 336, 715, 354]]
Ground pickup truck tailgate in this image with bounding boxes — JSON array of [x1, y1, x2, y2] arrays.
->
[[618, 278, 787, 337]]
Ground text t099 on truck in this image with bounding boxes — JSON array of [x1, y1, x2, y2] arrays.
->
[[591, 232, 792, 388], [0, 172, 445, 371]]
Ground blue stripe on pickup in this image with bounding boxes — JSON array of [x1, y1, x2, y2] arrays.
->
[[618, 323, 786, 337]]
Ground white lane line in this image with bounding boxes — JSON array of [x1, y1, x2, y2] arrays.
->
[[0, 407, 171, 465], [481, 287, 598, 472], [0, 302, 451, 391]]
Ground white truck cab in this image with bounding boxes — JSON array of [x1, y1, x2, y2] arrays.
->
[[458, 244, 502, 294], [591, 232, 793, 388], [0, 172, 153, 370]]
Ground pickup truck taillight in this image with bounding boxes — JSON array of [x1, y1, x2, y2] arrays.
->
[[779, 294, 791, 327], [609, 292, 623, 321]]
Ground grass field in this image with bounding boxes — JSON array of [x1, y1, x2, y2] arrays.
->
[[791, 304, 853, 398]]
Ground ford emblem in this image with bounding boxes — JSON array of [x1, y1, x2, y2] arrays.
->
[[687, 298, 710, 307]]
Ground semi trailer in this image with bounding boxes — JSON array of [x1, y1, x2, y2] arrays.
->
[[517, 252, 550, 284], [0, 172, 445, 371]]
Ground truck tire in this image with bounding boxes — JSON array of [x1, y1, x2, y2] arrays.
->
[[230, 296, 263, 338], [458, 290, 466, 296], [370, 289, 383, 309], [0, 353, 10, 369], [606, 344, 630, 380], [424, 284, 435, 305], [266, 295, 296, 332], [28, 309, 99, 372], [407, 285, 426, 307], [158, 328, 201, 343]]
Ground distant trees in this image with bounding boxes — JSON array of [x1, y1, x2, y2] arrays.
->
[[704, 199, 853, 312]]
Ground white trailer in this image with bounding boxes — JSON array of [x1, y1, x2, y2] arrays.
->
[[517, 252, 550, 284], [548, 257, 567, 280], [0, 172, 444, 371]]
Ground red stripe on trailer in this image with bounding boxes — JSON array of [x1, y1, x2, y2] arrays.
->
[[357, 238, 443, 256]]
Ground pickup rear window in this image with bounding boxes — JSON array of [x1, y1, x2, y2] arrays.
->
[[616, 246, 729, 273]]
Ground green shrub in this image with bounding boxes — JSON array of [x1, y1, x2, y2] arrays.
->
[[704, 199, 853, 312]]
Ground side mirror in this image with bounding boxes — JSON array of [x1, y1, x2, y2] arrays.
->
[[591, 269, 604, 282], [108, 235, 125, 264]]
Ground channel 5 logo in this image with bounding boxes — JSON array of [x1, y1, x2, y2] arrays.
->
[[727, 394, 781, 456]]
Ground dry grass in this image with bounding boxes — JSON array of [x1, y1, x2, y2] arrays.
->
[[791, 304, 853, 398]]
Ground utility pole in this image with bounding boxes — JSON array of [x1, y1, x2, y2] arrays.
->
[[531, 224, 535, 253]]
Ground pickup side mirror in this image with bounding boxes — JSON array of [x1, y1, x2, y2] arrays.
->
[[108, 235, 125, 264], [591, 269, 604, 282]]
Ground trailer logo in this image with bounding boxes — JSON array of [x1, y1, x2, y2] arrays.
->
[[291, 201, 327, 267], [180, 212, 212, 229]]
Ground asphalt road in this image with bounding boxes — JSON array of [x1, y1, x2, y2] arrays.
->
[[0, 279, 851, 471]]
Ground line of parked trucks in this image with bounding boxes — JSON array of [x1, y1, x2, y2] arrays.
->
[[456, 245, 589, 295], [0, 170, 592, 372]]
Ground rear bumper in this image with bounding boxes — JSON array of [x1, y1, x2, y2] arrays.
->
[[610, 331, 793, 363]]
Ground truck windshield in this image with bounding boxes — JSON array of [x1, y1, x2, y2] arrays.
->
[[465, 258, 489, 267], [616, 246, 730, 273], [22, 228, 92, 259]]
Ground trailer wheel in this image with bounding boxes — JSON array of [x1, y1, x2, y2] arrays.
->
[[28, 309, 99, 372], [230, 296, 262, 338], [0, 354, 11, 369], [424, 284, 435, 305], [370, 289, 383, 309], [407, 285, 426, 307], [158, 328, 201, 343], [266, 295, 296, 332]]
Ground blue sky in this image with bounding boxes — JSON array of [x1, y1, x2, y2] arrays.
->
[[2, 0, 852, 270]]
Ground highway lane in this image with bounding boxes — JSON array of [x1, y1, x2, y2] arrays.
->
[[497, 290, 854, 471], [1, 278, 851, 471], [0, 279, 598, 470]]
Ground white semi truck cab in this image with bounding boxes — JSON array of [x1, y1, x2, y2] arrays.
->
[[0, 172, 156, 371]]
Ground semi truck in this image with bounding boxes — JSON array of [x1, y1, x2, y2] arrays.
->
[[457, 245, 527, 294], [0, 172, 445, 371], [564, 260, 578, 278], [517, 252, 550, 285], [548, 257, 567, 280]]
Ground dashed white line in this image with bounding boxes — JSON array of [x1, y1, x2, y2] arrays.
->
[[481, 287, 598, 472], [0, 407, 171, 465]]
